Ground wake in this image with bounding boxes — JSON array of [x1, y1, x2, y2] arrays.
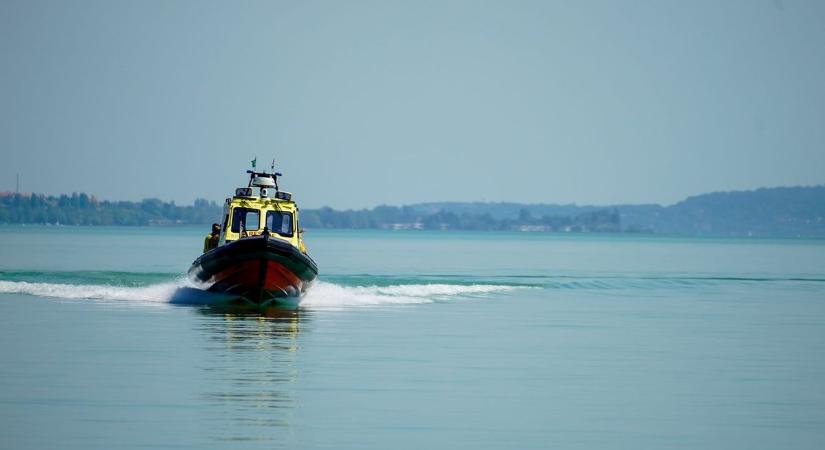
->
[[0, 279, 523, 309], [0, 279, 192, 304], [300, 281, 522, 309]]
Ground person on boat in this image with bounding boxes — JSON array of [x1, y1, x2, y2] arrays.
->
[[203, 223, 220, 253]]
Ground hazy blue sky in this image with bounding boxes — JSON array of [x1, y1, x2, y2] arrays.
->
[[2, 0, 823, 209]]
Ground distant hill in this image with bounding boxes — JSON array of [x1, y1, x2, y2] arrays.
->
[[404, 186, 825, 237], [642, 186, 825, 236], [2, 186, 823, 237]]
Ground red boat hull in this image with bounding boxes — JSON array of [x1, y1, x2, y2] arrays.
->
[[188, 235, 317, 305]]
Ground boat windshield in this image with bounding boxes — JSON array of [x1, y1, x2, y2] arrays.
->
[[231, 208, 260, 232], [266, 211, 293, 236]]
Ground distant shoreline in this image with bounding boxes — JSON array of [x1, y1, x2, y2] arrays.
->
[[1, 185, 824, 237], [4, 224, 825, 245]]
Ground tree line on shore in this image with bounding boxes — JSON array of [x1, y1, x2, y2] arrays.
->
[[299, 205, 620, 232], [0, 192, 620, 232], [3, 185, 823, 236], [0, 192, 222, 226]]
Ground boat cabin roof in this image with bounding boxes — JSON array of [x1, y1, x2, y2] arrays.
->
[[228, 195, 296, 211]]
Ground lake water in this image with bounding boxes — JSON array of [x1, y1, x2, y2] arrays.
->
[[1, 226, 824, 449]]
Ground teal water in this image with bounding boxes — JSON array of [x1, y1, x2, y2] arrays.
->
[[1, 226, 824, 449]]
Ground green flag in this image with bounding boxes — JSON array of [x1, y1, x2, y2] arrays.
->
[[251, 157, 257, 168]]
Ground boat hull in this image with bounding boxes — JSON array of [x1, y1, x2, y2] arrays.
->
[[187, 235, 318, 307]]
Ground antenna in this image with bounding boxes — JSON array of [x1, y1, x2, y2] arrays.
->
[[271, 159, 275, 172], [16, 173, 19, 194]]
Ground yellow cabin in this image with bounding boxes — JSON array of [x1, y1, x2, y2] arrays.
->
[[218, 178, 307, 254]]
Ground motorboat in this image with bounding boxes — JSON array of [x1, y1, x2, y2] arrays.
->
[[187, 165, 317, 308]]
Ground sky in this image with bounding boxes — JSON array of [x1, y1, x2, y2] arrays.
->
[[1, 0, 824, 209]]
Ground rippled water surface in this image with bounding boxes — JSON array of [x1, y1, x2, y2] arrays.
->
[[1, 226, 824, 449]]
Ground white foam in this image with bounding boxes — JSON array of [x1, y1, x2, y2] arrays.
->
[[0, 279, 524, 310], [299, 281, 521, 309], [0, 279, 189, 304]]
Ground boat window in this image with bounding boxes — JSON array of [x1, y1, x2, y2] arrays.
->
[[266, 211, 294, 236], [231, 208, 260, 233]]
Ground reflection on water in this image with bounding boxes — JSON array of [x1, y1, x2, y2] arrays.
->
[[195, 307, 308, 445]]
